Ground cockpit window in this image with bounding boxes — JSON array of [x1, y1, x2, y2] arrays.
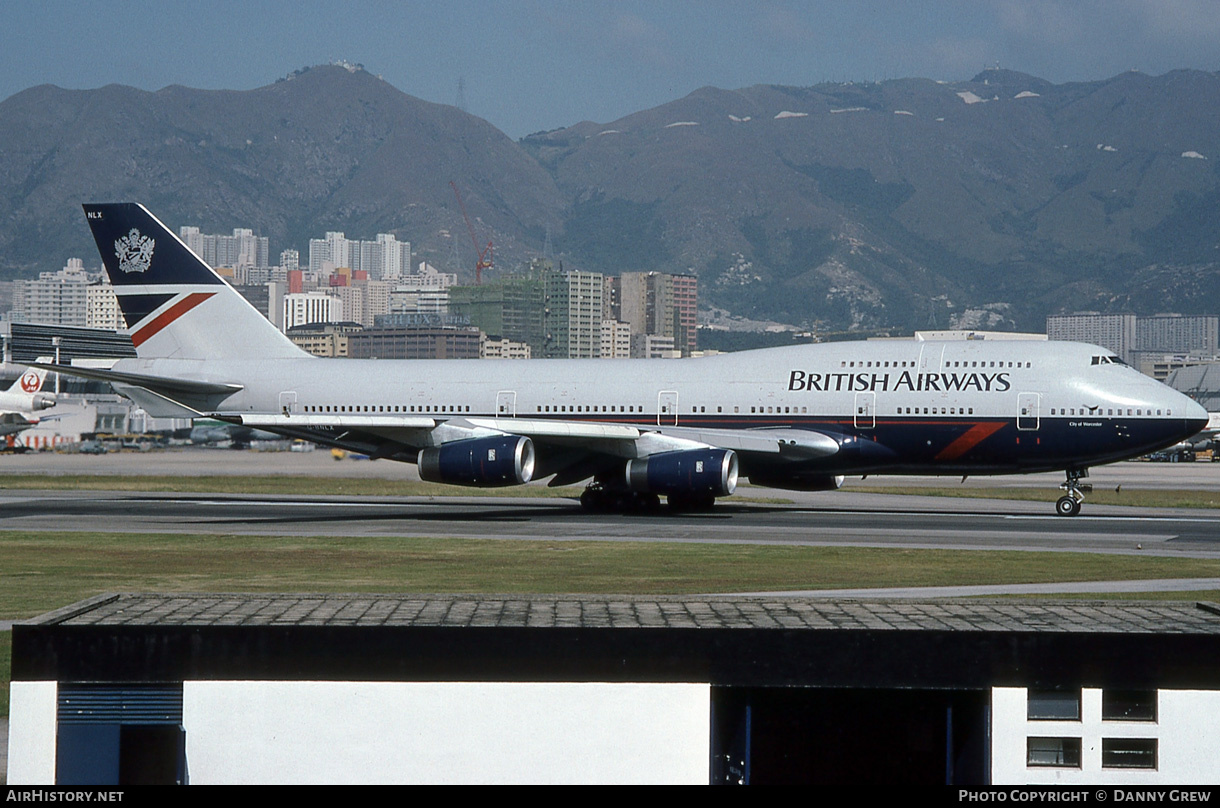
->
[[1091, 355, 1126, 366]]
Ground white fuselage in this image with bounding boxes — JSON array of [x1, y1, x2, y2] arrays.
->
[[115, 338, 1205, 476]]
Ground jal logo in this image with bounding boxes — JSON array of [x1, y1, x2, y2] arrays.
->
[[20, 371, 41, 393]]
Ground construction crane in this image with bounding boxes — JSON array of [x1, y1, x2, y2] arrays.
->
[[450, 181, 494, 284]]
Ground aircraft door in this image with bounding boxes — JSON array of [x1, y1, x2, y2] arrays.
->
[[496, 390, 517, 417], [854, 391, 876, 429], [278, 391, 297, 415], [658, 390, 679, 426], [920, 344, 944, 372], [1017, 392, 1040, 431]]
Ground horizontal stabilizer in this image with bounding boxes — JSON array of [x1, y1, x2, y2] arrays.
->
[[27, 362, 241, 398], [28, 362, 241, 415]]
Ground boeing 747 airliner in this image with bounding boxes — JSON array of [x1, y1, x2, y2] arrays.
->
[[43, 203, 1207, 515]]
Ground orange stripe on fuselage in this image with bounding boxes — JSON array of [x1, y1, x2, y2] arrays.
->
[[131, 292, 215, 348], [935, 421, 1007, 461]]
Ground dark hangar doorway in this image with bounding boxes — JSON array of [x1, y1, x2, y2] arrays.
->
[[711, 687, 989, 785]]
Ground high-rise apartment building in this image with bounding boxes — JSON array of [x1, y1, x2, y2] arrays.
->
[[543, 269, 603, 359], [601, 320, 632, 358], [610, 272, 698, 357], [282, 292, 343, 331], [308, 231, 410, 280], [280, 249, 300, 274], [86, 282, 122, 330], [9, 260, 91, 326], [1046, 313, 1136, 363], [180, 226, 269, 269], [1136, 315, 1220, 355], [449, 275, 546, 352]]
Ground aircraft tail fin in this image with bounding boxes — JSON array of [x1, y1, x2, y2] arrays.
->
[[81, 203, 307, 361], [2, 360, 55, 411]]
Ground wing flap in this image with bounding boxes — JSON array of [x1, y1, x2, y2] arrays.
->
[[653, 426, 841, 458], [464, 417, 642, 440], [221, 413, 438, 430], [467, 418, 840, 459]]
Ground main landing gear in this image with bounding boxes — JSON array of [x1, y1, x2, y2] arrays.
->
[[578, 484, 717, 514], [580, 485, 661, 514], [1055, 468, 1092, 517]]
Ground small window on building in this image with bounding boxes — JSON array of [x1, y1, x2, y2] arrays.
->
[[1102, 738, 1157, 769], [1027, 737, 1081, 768], [1028, 690, 1080, 721], [1102, 690, 1157, 722]]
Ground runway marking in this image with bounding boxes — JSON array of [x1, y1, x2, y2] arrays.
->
[[1001, 514, 1220, 524]]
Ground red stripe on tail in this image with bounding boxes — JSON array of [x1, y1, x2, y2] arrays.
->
[[131, 292, 216, 348]]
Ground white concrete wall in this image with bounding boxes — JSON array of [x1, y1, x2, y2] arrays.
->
[[993, 687, 1220, 784], [6, 681, 57, 784], [183, 681, 710, 784]]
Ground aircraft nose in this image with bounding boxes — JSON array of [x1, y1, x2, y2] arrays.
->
[[1182, 397, 1209, 437]]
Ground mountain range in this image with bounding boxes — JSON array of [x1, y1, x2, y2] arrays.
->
[[2, 63, 1219, 334]]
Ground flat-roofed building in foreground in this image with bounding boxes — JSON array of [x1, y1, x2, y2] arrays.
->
[[9, 594, 1220, 784]]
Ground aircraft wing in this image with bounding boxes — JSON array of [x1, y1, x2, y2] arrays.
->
[[465, 418, 840, 458], [217, 411, 841, 481], [0, 412, 36, 438]]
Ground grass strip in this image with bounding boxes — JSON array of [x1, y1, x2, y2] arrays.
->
[[4, 530, 1220, 620]]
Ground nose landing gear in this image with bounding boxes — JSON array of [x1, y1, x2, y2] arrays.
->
[[1056, 468, 1092, 517]]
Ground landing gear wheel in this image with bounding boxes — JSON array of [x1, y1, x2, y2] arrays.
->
[[1056, 468, 1091, 517], [1055, 496, 1081, 517], [581, 486, 661, 514], [667, 492, 716, 512]]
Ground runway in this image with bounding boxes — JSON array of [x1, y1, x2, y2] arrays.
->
[[4, 487, 1220, 560], [3, 449, 1220, 565]]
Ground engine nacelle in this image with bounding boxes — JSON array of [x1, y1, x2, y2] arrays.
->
[[31, 394, 55, 411], [418, 436, 535, 487], [625, 449, 738, 497], [747, 472, 845, 492]]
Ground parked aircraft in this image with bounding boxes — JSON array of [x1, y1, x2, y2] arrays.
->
[[45, 203, 1207, 515], [189, 419, 280, 448], [0, 361, 55, 439]]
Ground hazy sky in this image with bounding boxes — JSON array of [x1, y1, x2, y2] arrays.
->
[[3, 0, 1218, 138]]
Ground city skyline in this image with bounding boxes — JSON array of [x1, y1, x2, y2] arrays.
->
[[3, 1, 1219, 139]]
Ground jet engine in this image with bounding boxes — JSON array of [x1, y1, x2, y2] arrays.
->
[[30, 394, 55, 411], [625, 448, 738, 497], [747, 472, 844, 492], [418, 436, 536, 487]]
